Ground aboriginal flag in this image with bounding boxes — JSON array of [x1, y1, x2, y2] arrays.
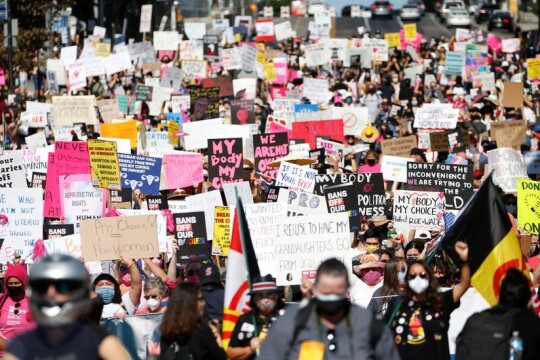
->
[[441, 173, 528, 306], [222, 196, 261, 349]]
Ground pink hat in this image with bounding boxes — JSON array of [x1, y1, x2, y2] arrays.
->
[[5, 263, 28, 287]]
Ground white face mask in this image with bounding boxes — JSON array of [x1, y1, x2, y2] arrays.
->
[[408, 276, 430, 294], [146, 298, 161, 311]]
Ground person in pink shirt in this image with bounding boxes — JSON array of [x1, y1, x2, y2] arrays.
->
[[0, 262, 35, 349], [358, 150, 381, 174]]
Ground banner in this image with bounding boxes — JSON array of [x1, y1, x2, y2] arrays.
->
[[393, 190, 445, 230], [276, 161, 317, 192], [208, 138, 243, 189], [118, 154, 162, 194], [517, 178, 540, 234], [487, 148, 528, 193], [173, 212, 209, 263], [87, 139, 121, 190], [163, 152, 203, 189], [213, 206, 232, 256], [253, 133, 289, 179]]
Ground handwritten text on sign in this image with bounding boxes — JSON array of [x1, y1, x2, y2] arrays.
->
[[208, 138, 243, 189], [393, 190, 445, 230], [253, 133, 288, 179], [276, 161, 317, 192], [80, 215, 159, 261]]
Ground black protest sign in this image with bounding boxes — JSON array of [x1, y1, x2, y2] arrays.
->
[[324, 183, 361, 232], [208, 138, 243, 189], [134, 85, 153, 101], [146, 194, 169, 210], [110, 188, 132, 204], [174, 212, 209, 264], [266, 186, 283, 202], [309, 148, 326, 173], [202, 75, 234, 98], [448, 129, 466, 153], [254, 133, 289, 179], [44, 224, 75, 239], [407, 162, 473, 211], [203, 35, 219, 62], [31, 172, 47, 189], [231, 99, 255, 125], [189, 87, 220, 120]]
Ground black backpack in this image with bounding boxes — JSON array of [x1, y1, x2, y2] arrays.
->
[[455, 307, 519, 360]]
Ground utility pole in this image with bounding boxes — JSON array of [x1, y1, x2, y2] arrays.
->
[[6, 0, 13, 94]]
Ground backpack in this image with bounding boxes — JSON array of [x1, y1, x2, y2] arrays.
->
[[455, 307, 520, 360]]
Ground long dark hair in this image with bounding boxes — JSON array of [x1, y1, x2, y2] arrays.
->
[[378, 258, 405, 312], [404, 261, 443, 310], [161, 283, 203, 339]]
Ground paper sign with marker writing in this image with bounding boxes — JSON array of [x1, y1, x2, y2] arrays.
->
[[88, 139, 121, 190], [44, 234, 81, 257], [223, 182, 254, 207], [276, 161, 317, 192], [118, 154, 162, 195], [25, 132, 48, 149], [185, 190, 224, 241], [277, 188, 328, 216], [163, 152, 204, 189], [80, 215, 159, 261], [52, 96, 98, 127], [21, 111, 47, 128], [381, 155, 410, 182], [393, 190, 445, 230]]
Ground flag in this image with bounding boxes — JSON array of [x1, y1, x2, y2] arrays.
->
[[441, 173, 528, 306], [222, 196, 261, 349]]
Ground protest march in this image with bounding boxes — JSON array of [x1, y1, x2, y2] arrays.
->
[[1, 0, 540, 359]]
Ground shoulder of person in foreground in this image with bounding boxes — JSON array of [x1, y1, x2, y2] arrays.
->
[[356, 306, 401, 360], [257, 302, 301, 360]]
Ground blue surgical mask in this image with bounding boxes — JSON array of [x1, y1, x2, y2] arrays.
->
[[397, 270, 407, 283], [506, 204, 517, 215], [96, 286, 115, 304], [411, 101, 418, 106]]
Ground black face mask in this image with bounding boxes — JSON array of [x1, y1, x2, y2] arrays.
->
[[315, 297, 349, 316], [7, 285, 24, 298], [435, 275, 448, 285], [367, 159, 376, 166]]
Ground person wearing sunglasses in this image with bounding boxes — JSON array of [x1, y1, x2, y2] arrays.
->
[[4, 254, 129, 360], [384, 241, 470, 360], [258, 258, 400, 360]]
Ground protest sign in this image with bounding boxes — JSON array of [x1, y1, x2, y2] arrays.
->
[[292, 119, 344, 149], [118, 154, 162, 194], [222, 182, 254, 207], [104, 51, 132, 76], [445, 51, 464, 75], [208, 138, 243, 189], [52, 96, 98, 127], [404, 23, 417, 41], [21, 110, 47, 128], [45, 233, 81, 257], [385, 33, 401, 48], [517, 178, 540, 234], [331, 106, 369, 136], [276, 161, 317, 192], [173, 212, 209, 263], [502, 38, 520, 53], [221, 48, 242, 71], [393, 190, 445, 230], [244, 203, 287, 275], [139, 4, 152, 33], [273, 213, 351, 286], [0, 189, 44, 262], [302, 78, 330, 104], [276, 189, 327, 216], [31, 172, 47, 189], [179, 40, 204, 60], [189, 87, 220, 120], [186, 190, 223, 241], [230, 99, 255, 125], [524, 151, 540, 174], [255, 19, 275, 42], [146, 194, 168, 210], [171, 95, 191, 113], [97, 98, 121, 123], [161, 67, 183, 89], [100, 120, 138, 148], [472, 72, 495, 92], [162, 152, 203, 189], [324, 183, 360, 231], [10, 147, 50, 182], [135, 84, 153, 101], [490, 120, 526, 150], [233, 77, 257, 100], [266, 186, 282, 202], [87, 139, 121, 190], [273, 99, 297, 123], [213, 206, 232, 255], [44, 224, 75, 240], [527, 58, 540, 80], [94, 43, 111, 57], [381, 136, 418, 157], [502, 81, 524, 108], [202, 35, 219, 62], [381, 155, 410, 182], [182, 119, 223, 150], [182, 60, 206, 79], [488, 148, 528, 193], [253, 133, 289, 179], [116, 209, 168, 252], [362, 38, 389, 62], [109, 188, 132, 208], [274, 21, 294, 42], [413, 106, 459, 129], [184, 22, 206, 40], [407, 163, 473, 211], [153, 31, 179, 51], [60, 174, 105, 232], [25, 132, 48, 149], [145, 132, 171, 150], [80, 215, 159, 261], [46, 59, 66, 85]]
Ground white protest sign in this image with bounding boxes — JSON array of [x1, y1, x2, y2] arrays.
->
[[45, 234, 82, 257], [184, 22, 206, 40], [60, 176, 104, 233], [105, 51, 132, 76], [362, 38, 389, 62], [393, 190, 445, 230], [25, 132, 48, 149], [145, 132, 172, 150], [97, 98, 121, 123], [413, 106, 459, 129], [222, 182, 254, 207], [273, 99, 299, 123], [288, 143, 311, 158], [276, 189, 328, 216], [182, 60, 206, 79], [244, 203, 287, 276], [60, 45, 78, 67], [93, 26, 106, 38], [212, 19, 230, 32], [233, 77, 257, 100], [46, 59, 67, 86], [52, 95, 98, 127], [161, 67, 183, 89], [331, 106, 369, 136], [179, 40, 204, 60], [502, 38, 520, 53], [221, 48, 242, 70], [274, 21, 294, 42], [241, 45, 258, 73], [67, 60, 87, 91], [139, 4, 153, 33], [303, 78, 330, 104], [276, 161, 317, 192], [98, 137, 131, 154], [82, 56, 106, 77], [185, 191, 224, 240], [274, 213, 351, 285], [487, 148, 528, 193], [472, 72, 496, 92], [0, 153, 28, 188], [7, 147, 52, 181], [182, 119, 223, 150], [21, 111, 47, 128], [153, 31, 180, 51], [381, 155, 411, 182]]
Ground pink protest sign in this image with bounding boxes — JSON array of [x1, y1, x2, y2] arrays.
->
[[487, 34, 502, 53], [44, 142, 91, 218], [400, 30, 423, 51], [268, 119, 293, 139], [163, 153, 204, 189], [273, 60, 289, 85]]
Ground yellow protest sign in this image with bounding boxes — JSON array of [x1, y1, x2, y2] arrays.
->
[[168, 120, 179, 147], [263, 62, 277, 82], [213, 206, 232, 256], [87, 139, 121, 190], [404, 23, 417, 41], [527, 58, 540, 80], [385, 33, 401, 48], [100, 120, 138, 148], [517, 178, 540, 234], [257, 51, 266, 65], [94, 42, 111, 57]]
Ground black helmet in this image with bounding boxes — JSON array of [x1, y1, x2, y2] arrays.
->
[[28, 254, 92, 325]]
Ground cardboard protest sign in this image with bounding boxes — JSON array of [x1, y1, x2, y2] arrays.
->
[[517, 178, 540, 234], [97, 99, 121, 123], [524, 151, 540, 174], [490, 120, 526, 150], [185, 190, 223, 241], [502, 82, 524, 108], [393, 190, 445, 230], [429, 131, 450, 151], [189, 87, 220, 120], [407, 163, 473, 211], [52, 96, 98, 127], [44, 224, 75, 239], [253, 133, 289, 179], [87, 139, 121, 190], [60, 174, 106, 232], [324, 183, 360, 231], [0, 188, 43, 262], [80, 215, 159, 261], [208, 138, 243, 189], [381, 136, 417, 157], [223, 182, 254, 207], [100, 120, 139, 148], [381, 155, 410, 182], [118, 154, 162, 194], [244, 203, 287, 275], [276, 188, 327, 216], [173, 212, 209, 263], [162, 153, 203, 189], [487, 148, 528, 193], [414, 106, 459, 129], [276, 161, 317, 192], [273, 213, 352, 285], [116, 209, 168, 252], [230, 99, 255, 125], [213, 206, 232, 255], [292, 119, 344, 150]]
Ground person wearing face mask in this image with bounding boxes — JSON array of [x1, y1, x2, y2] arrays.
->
[[0, 262, 35, 352], [368, 257, 407, 316], [198, 262, 225, 322], [358, 150, 381, 173], [350, 254, 385, 308], [135, 277, 167, 315], [404, 241, 425, 265], [258, 258, 400, 360], [227, 275, 284, 360], [384, 241, 470, 360], [361, 85, 382, 126]]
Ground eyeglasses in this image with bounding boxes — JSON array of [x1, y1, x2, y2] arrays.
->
[[13, 302, 20, 315], [144, 295, 160, 300], [30, 280, 80, 296], [327, 329, 337, 352], [407, 272, 429, 281]]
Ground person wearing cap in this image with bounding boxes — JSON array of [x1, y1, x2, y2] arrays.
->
[[350, 253, 385, 308], [198, 262, 225, 322], [227, 275, 284, 360], [410, 147, 427, 163]]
